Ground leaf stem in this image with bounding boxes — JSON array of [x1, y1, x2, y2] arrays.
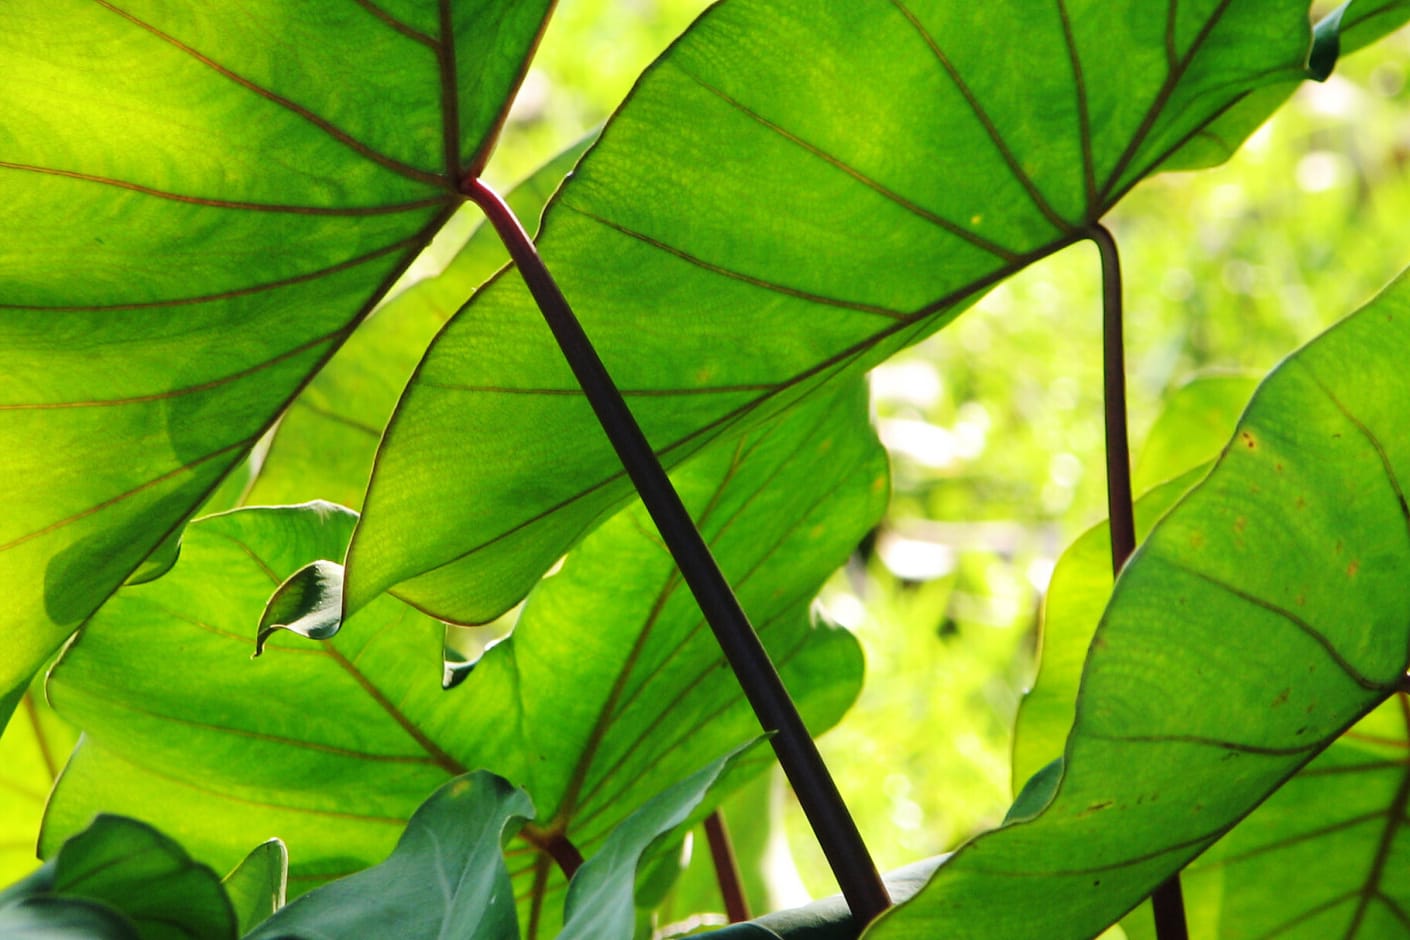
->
[[704, 810, 750, 923], [1091, 222, 1189, 940], [465, 178, 891, 925]]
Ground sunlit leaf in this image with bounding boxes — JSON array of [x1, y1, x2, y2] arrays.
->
[[221, 839, 286, 936], [863, 269, 1410, 936], [1012, 472, 1205, 789], [0, 691, 77, 885], [345, 0, 1392, 624], [1131, 373, 1260, 494], [245, 773, 532, 940], [0, 0, 555, 724], [42, 379, 878, 936], [243, 137, 593, 511]]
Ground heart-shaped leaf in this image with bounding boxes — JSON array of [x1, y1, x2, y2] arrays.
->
[[345, 0, 1393, 624], [0, 0, 555, 723], [862, 268, 1410, 936], [42, 377, 879, 936]]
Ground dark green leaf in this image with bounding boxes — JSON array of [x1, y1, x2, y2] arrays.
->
[[0, 0, 554, 722], [10, 815, 234, 940], [560, 741, 763, 940], [244, 772, 532, 940], [703, 858, 945, 940], [221, 839, 287, 936], [863, 269, 1410, 937], [255, 559, 346, 654], [0, 896, 139, 940]]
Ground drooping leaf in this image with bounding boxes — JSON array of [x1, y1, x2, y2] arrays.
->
[[244, 772, 532, 940], [0, 0, 556, 726], [559, 740, 763, 940], [1, 814, 235, 940], [243, 137, 593, 511], [221, 839, 286, 936], [42, 378, 879, 936], [344, 0, 1403, 624], [0, 691, 77, 885], [255, 559, 346, 654], [862, 269, 1410, 936]]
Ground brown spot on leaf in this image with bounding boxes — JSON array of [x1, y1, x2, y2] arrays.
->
[[1241, 430, 1257, 450], [1272, 688, 1289, 707], [1234, 516, 1247, 533], [1347, 559, 1360, 577]]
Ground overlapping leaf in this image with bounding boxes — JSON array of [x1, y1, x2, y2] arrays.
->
[[0, 0, 555, 723], [41, 378, 880, 935], [346, 0, 1380, 624], [243, 139, 592, 510], [863, 270, 1410, 936]]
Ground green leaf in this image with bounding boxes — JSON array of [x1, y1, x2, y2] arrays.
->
[[862, 269, 1410, 937], [4, 815, 235, 940], [1131, 373, 1260, 494], [0, 0, 554, 724], [1164, 697, 1410, 938], [559, 741, 763, 940], [243, 137, 594, 511], [0, 896, 139, 940], [346, 0, 1388, 625], [42, 379, 878, 934], [0, 689, 77, 886], [701, 857, 946, 940], [1011, 471, 1205, 789], [244, 772, 532, 940], [255, 559, 346, 654], [221, 839, 286, 936]]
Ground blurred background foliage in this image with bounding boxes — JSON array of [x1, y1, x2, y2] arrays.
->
[[5, 0, 1410, 928]]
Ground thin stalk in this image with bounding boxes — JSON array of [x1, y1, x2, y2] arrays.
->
[[704, 810, 751, 923], [1091, 223, 1189, 940], [466, 179, 891, 924]]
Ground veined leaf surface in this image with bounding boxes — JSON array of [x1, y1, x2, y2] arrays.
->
[[347, 0, 1396, 622], [0, 0, 555, 722], [42, 379, 880, 936], [864, 269, 1410, 936]]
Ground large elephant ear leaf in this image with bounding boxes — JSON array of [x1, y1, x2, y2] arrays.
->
[[862, 270, 1410, 938], [345, 0, 1405, 623], [0, 0, 555, 723]]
